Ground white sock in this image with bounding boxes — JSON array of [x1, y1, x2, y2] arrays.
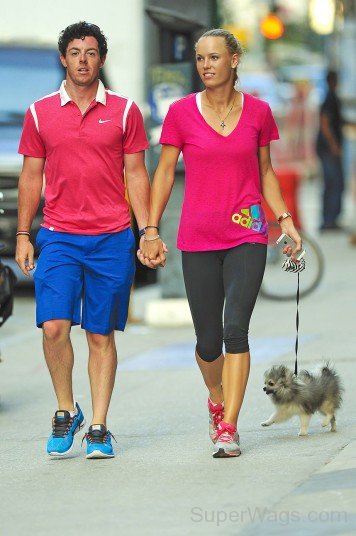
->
[[209, 398, 224, 407], [69, 401, 78, 418]]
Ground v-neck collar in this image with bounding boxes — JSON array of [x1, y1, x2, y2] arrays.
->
[[195, 91, 245, 138]]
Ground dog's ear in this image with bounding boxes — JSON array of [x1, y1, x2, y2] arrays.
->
[[278, 365, 288, 377]]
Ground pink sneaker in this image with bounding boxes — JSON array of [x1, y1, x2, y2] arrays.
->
[[208, 398, 224, 443], [213, 421, 241, 458]]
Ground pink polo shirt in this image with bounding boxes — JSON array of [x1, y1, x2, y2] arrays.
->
[[160, 92, 279, 251], [18, 80, 149, 234]]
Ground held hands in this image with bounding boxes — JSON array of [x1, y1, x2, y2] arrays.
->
[[279, 218, 303, 261], [15, 236, 35, 276], [137, 235, 168, 269]]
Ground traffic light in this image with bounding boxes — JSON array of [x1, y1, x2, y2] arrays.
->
[[260, 13, 284, 40]]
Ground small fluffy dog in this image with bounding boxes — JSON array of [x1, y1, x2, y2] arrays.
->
[[261, 364, 343, 436]]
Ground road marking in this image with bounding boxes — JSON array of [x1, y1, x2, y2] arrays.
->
[[120, 336, 314, 371]]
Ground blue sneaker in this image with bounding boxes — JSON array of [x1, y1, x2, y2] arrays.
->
[[47, 402, 85, 456], [84, 424, 116, 459]]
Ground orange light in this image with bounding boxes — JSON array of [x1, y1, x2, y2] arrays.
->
[[260, 14, 284, 40]]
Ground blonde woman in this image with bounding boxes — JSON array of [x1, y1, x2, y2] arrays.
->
[[139, 29, 302, 458]]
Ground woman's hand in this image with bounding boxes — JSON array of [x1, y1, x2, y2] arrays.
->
[[137, 236, 168, 268], [279, 219, 303, 261]]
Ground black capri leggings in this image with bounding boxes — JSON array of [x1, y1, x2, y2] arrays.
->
[[182, 243, 266, 362]]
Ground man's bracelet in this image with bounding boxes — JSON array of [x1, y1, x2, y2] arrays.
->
[[145, 225, 159, 232], [16, 231, 31, 237], [277, 212, 292, 224], [143, 234, 160, 242], [138, 228, 146, 237]]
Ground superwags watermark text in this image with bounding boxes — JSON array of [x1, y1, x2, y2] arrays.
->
[[190, 506, 348, 527]]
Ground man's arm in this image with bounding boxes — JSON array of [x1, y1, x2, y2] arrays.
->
[[124, 151, 150, 231], [139, 145, 180, 267], [320, 112, 341, 156], [16, 156, 45, 275]]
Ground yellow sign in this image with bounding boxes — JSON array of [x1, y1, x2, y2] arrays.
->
[[224, 25, 251, 47]]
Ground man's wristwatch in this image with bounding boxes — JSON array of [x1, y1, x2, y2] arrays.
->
[[277, 211, 292, 223]]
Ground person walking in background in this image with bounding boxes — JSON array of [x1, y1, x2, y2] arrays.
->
[[16, 21, 151, 459], [316, 70, 345, 231], [138, 29, 302, 458]]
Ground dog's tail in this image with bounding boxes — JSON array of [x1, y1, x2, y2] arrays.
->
[[321, 362, 338, 378], [321, 362, 344, 408]]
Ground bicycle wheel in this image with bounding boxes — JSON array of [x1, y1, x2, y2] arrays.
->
[[260, 228, 324, 300]]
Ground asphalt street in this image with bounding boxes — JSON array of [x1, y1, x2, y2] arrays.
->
[[1, 178, 356, 535]]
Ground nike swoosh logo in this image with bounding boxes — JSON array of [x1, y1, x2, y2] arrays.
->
[[99, 119, 111, 123]]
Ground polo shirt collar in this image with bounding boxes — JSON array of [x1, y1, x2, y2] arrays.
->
[[59, 79, 107, 106]]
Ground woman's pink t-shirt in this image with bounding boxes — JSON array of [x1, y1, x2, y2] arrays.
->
[[159, 92, 279, 251]]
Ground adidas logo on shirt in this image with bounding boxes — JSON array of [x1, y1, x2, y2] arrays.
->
[[232, 205, 267, 235]]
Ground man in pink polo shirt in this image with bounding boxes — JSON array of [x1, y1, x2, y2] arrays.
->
[[16, 21, 150, 459]]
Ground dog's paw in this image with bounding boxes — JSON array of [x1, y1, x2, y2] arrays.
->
[[261, 421, 272, 427], [298, 430, 308, 436]]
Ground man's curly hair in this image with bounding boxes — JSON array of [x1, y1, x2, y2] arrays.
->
[[58, 21, 108, 58]]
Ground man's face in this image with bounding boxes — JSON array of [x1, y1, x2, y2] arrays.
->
[[60, 36, 105, 87]]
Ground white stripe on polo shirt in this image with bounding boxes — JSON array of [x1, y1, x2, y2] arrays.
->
[[30, 82, 134, 135], [122, 99, 133, 134], [29, 103, 39, 131], [107, 90, 133, 134], [59, 80, 133, 132], [30, 91, 60, 133]]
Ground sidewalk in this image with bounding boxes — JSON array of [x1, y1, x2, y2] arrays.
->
[[1, 178, 356, 535]]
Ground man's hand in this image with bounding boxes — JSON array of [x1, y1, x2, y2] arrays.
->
[[137, 236, 168, 268], [15, 236, 35, 276]]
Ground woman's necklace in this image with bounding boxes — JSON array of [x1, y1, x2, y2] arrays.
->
[[205, 92, 237, 130]]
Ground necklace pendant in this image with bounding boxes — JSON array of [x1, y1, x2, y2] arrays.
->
[[220, 121, 226, 129]]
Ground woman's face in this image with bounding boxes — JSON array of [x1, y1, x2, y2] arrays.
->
[[195, 36, 238, 88]]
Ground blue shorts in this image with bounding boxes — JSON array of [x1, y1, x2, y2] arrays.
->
[[34, 227, 136, 334]]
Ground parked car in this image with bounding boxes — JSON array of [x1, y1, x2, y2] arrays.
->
[[0, 44, 66, 282]]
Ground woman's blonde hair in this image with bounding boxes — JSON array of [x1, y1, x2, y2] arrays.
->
[[196, 28, 244, 84]]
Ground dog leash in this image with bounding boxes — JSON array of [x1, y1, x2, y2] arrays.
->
[[282, 257, 305, 376], [294, 273, 300, 376]]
